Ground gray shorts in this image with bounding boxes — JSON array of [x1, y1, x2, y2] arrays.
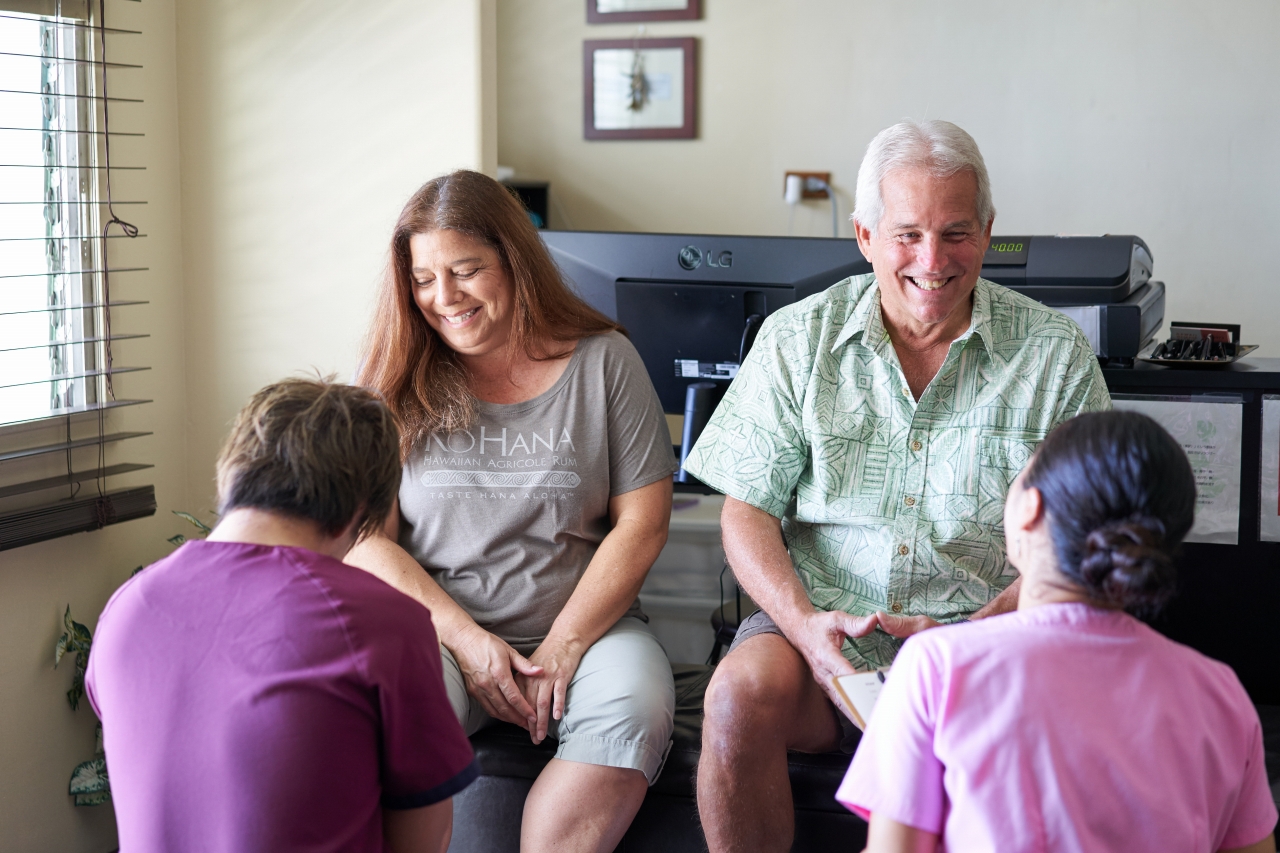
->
[[440, 616, 676, 784], [727, 608, 862, 754]]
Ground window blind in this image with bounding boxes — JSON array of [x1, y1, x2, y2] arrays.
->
[[0, 0, 154, 551]]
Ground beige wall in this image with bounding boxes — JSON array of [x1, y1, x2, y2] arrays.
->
[[497, 0, 1280, 353], [0, 0, 187, 848], [176, 0, 497, 517], [0, 2, 493, 850]]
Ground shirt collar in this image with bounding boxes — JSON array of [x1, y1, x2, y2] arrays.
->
[[832, 276, 998, 356], [832, 274, 884, 352], [966, 278, 997, 354]]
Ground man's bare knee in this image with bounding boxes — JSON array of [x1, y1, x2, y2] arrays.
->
[[705, 636, 844, 760], [704, 638, 808, 742], [703, 668, 765, 749]]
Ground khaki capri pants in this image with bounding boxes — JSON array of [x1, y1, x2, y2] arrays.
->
[[440, 616, 676, 784]]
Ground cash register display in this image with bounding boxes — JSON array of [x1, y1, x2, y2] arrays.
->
[[983, 237, 1031, 266]]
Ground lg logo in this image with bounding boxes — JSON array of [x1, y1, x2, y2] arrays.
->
[[678, 245, 733, 270]]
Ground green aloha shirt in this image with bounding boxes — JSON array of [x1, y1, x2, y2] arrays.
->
[[684, 273, 1111, 668]]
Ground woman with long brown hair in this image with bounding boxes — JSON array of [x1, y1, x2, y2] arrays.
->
[[347, 170, 678, 852]]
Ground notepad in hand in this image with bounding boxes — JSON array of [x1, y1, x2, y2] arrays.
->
[[831, 669, 889, 731]]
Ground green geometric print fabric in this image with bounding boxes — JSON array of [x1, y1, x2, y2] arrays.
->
[[685, 274, 1111, 668]]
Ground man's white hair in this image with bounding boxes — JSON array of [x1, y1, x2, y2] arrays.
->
[[852, 120, 995, 235]]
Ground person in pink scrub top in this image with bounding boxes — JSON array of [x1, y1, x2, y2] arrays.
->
[[838, 410, 1277, 853]]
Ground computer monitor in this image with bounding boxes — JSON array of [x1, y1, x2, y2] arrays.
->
[[540, 230, 871, 414]]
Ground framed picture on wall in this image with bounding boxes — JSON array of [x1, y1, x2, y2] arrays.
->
[[586, 0, 701, 24], [584, 37, 697, 140]]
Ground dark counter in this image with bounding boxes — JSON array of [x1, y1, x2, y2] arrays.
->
[[1104, 359, 1280, 704]]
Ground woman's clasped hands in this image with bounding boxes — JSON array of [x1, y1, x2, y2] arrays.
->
[[452, 624, 544, 733], [517, 638, 585, 744], [453, 625, 585, 744]]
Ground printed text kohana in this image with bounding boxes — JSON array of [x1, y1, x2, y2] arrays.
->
[[429, 427, 576, 457]]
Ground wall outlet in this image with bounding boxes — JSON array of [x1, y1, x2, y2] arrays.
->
[[783, 171, 831, 199]]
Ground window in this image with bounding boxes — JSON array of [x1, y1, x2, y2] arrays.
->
[[0, 0, 153, 550]]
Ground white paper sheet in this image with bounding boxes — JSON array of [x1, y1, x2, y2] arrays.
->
[[832, 670, 887, 731], [597, 0, 689, 11], [593, 48, 685, 130], [1111, 395, 1243, 544], [1055, 306, 1101, 357], [1260, 396, 1280, 542]]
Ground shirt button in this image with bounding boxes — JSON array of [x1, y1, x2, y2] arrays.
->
[[898, 544, 909, 556], [902, 386, 912, 398], [891, 602, 904, 613], [904, 496, 916, 507], [911, 440, 922, 452]]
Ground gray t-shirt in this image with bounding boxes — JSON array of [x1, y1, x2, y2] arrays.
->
[[398, 331, 677, 652]]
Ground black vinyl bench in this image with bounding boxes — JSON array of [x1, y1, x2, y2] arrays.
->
[[447, 666, 1280, 853], [447, 664, 868, 852]]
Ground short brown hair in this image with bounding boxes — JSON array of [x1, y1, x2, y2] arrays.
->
[[358, 170, 622, 455], [215, 378, 401, 541]]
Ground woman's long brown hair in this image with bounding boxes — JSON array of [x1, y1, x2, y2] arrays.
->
[[358, 170, 622, 457]]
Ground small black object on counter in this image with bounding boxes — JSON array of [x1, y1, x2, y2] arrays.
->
[[1140, 322, 1257, 367]]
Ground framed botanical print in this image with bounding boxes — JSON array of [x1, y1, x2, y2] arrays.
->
[[583, 37, 697, 140], [586, 0, 701, 24]]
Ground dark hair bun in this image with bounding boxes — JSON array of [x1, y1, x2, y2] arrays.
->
[[1024, 411, 1196, 616], [1079, 516, 1175, 611]]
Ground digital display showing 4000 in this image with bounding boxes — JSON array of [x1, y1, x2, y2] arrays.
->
[[983, 236, 1031, 265]]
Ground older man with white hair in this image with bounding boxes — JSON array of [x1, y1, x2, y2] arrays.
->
[[685, 120, 1110, 852]]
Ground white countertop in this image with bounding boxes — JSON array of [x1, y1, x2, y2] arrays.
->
[[668, 494, 724, 534]]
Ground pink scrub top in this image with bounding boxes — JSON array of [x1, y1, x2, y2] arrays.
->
[[838, 603, 1277, 852]]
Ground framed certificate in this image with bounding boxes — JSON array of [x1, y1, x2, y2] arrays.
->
[[1112, 394, 1244, 545], [583, 37, 697, 140], [587, 0, 701, 24]]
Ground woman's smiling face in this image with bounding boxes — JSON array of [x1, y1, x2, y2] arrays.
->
[[409, 229, 516, 359]]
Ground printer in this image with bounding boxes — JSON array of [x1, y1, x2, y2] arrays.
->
[[980, 235, 1164, 364], [540, 231, 1166, 409]]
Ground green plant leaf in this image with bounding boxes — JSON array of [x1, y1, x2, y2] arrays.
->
[[68, 617, 92, 649], [56, 606, 93, 709], [172, 510, 212, 536], [70, 655, 87, 710], [68, 757, 109, 796], [131, 565, 144, 577], [56, 605, 92, 662], [55, 605, 74, 666], [166, 534, 187, 546], [69, 753, 111, 805]]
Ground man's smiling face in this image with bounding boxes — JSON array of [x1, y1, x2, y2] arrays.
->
[[855, 166, 993, 334]]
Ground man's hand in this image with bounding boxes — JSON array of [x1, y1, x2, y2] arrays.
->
[[875, 612, 942, 639], [450, 625, 544, 729], [517, 638, 585, 745], [873, 577, 1020, 640], [786, 609, 881, 708]]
